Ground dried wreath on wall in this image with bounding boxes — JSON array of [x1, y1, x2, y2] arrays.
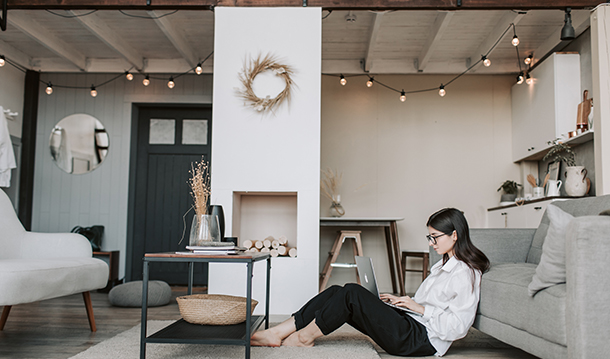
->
[[237, 54, 295, 113]]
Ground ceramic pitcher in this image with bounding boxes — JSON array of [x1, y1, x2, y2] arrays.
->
[[564, 166, 588, 197], [546, 180, 562, 197]]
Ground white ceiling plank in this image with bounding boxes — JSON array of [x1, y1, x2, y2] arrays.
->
[[8, 11, 87, 71], [532, 11, 590, 67], [417, 12, 454, 72], [32, 57, 214, 74], [148, 10, 199, 69], [363, 12, 385, 73], [0, 39, 33, 69], [467, 11, 526, 73], [70, 10, 145, 71], [323, 58, 518, 74]]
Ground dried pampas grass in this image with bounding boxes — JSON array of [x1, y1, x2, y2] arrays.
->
[[189, 158, 211, 218], [237, 53, 295, 113], [321, 168, 342, 204]]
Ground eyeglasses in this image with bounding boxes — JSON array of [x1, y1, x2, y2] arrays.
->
[[426, 233, 446, 245]]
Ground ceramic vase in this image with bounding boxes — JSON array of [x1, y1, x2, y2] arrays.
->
[[209, 205, 225, 241], [189, 214, 221, 246], [564, 166, 588, 197]]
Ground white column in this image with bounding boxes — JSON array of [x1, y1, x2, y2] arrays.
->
[[591, 5, 610, 195], [209, 7, 321, 315]]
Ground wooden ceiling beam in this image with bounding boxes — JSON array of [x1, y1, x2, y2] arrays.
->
[[7, 11, 87, 71], [0, 39, 32, 69], [363, 12, 384, 73], [417, 11, 454, 72], [70, 10, 145, 71], [148, 10, 200, 69], [7, 0, 602, 10], [467, 11, 525, 73]]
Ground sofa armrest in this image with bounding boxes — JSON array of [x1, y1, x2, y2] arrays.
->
[[17, 232, 93, 259], [566, 216, 610, 359], [430, 228, 536, 265]]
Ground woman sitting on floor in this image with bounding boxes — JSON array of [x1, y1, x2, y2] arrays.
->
[[251, 208, 490, 357]]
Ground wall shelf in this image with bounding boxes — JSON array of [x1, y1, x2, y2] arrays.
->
[[517, 130, 593, 162]]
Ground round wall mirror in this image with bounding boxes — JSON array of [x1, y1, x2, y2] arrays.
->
[[49, 113, 109, 174]]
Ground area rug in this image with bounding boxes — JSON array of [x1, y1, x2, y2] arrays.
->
[[69, 321, 381, 359]]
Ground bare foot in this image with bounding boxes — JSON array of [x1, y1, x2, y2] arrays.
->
[[250, 329, 282, 347], [281, 331, 314, 347]]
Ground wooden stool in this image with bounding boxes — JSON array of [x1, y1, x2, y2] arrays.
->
[[319, 230, 364, 292], [401, 250, 430, 283]]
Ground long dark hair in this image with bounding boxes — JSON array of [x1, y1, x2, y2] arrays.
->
[[427, 208, 490, 275]]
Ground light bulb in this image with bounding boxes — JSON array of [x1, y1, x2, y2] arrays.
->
[[45, 83, 53, 95], [483, 57, 491, 67], [340, 75, 347, 86], [125, 71, 133, 81], [366, 78, 373, 87], [526, 73, 533, 85], [143, 75, 150, 86], [517, 72, 524, 85], [90, 85, 97, 97], [439, 85, 446, 97], [524, 54, 533, 65], [0, 55, 5, 67], [195, 63, 203, 75], [512, 35, 520, 46], [168, 77, 175, 89], [400, 90, 406, 102]]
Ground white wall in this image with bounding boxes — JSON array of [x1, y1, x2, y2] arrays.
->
[[209, 7, 321, 315], [320, 74, 519, 294], [33, 73, 212, 279], [0, 63, 25, 138]]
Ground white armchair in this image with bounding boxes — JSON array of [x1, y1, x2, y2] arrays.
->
[[0, 190, 108, 331]]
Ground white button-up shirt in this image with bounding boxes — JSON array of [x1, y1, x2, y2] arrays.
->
[[409, 255, 481, 356]]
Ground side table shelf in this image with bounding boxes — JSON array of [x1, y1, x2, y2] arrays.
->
[[147, 317, 265, 344]]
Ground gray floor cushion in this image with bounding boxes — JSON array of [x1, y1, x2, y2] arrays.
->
[[108, 280, 171, 307]]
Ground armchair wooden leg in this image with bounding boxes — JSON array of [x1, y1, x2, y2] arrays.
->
[[0, 306, 11, 330], [82, 292, 97, 332]]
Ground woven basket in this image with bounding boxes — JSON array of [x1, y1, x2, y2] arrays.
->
[[176, 294, 259, 325]]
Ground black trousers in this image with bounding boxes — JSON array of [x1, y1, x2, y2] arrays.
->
[[292, 283, 436, 357]]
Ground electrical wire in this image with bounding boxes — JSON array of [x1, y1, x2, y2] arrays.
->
[[322, 10, 332, 20], [45, 10, 98, 18], [119, 10, 178, 19]]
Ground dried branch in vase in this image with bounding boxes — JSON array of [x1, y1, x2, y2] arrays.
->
[[321, 168, 342, 204], [189, 158, 211, 218]]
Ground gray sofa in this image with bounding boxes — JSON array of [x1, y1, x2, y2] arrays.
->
[[430, 195, 610, 359]]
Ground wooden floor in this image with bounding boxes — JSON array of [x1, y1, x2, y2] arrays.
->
[[0, 288, 538, 359]]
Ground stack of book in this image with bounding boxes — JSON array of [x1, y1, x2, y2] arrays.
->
[[177, 242, 247, 255]]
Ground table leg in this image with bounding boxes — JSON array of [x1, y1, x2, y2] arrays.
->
[[390, 221, 406, 296], [384, 226, 398, 294], [245, 262, 253, 359], [265, 257, 271, 329], [140, 260, 149, 359], [188, 261, 194, 295]]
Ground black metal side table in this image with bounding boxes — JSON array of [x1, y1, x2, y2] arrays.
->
[[140, 252, 271, 359]]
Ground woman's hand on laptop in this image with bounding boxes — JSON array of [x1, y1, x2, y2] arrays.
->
[[380, 293, 425, 315]]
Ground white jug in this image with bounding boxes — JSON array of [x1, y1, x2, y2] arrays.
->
[[546, 180, 562, 197], [565, 166, 588, 197]]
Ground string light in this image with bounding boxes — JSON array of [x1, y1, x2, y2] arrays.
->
[[45, 83, 53, 95], [195, 63, 203, 75], [482, 56, 491, 67], [0, 55, 5, 67], [524, 54, 533, 65], [143, 75, 150, 86], [400, 90, 406, 102], [340, 74, 347, 86], [512, 35, 520, 46], [125, 71, 133, 81], [439, 84, 446, 97], [167, 76, 175, 89], [90, 85, 98, 97], [517, 72, 525, 84], [366, 77, 374, 87], [525, 73, 533, 85]]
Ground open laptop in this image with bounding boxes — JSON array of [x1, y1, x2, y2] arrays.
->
[[355, 256, 422, 316]]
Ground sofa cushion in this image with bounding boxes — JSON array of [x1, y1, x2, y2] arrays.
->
[[527, 195, 610, 264], [0, 258, 109, 306], [108, 280, 171, 307], [528, 205, 573, 296], [478, 263, 566, 346]]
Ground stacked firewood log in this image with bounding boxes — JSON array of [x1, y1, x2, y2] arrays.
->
[[242, 235, 297, 257]]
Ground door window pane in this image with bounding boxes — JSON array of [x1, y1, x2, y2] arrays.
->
[[149, 119, 175, 144], [182, 119, 208, 145]]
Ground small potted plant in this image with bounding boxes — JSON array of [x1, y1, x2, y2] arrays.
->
[[543, 139, 588, 197], [497, 180, 521, 203]]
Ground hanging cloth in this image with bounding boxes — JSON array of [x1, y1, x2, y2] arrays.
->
[[0, 106, 17, 187]]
